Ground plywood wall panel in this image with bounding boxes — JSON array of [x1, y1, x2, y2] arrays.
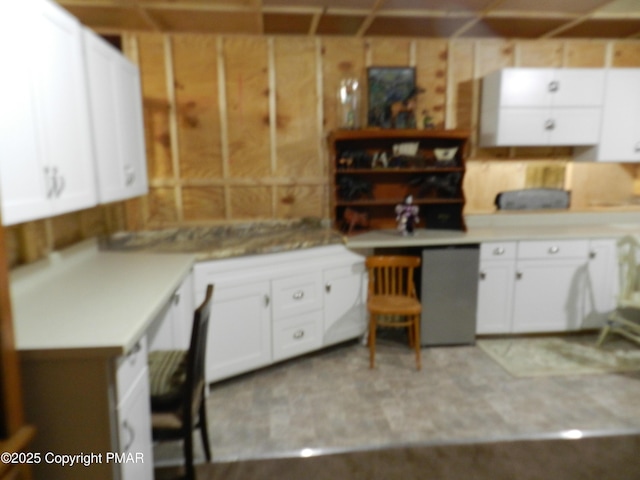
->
[[274, 37, 320, 178], [569, 163, 636, 209], [321, 37, 366, 131], [414, 40, 448, 129], [564, 41, 607, 67], [515, 40, 564, 67], [464, 161, 528, 213], [366, 38, 412, 66], [182, 186, 226, 221], [611, 41, 640, 67], [230, 186, 272, 218], [224, 37, 271, 179], [172, 35, 223, 180], [138, 34, 173, 180], [448, 40, 475, 130], [276, 185, 324, 219], [147, 187, 179, 224]]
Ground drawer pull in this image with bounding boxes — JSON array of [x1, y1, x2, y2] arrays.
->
[[516, 271, 523, 280], [325, 283, 332, 293], [548, 246, 560, 254], [292, 290, 305, 300], [479, 271, 486, 280], [635, 141, 640, 153], [293, 330, 305, 340], [122, 420, 135, 452], [264, 294, 270, 307], [493, 247, 505, 256], [548, 80, 559, 92], [544, 119, 555, 131]]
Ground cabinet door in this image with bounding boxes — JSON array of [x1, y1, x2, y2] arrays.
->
[[323, 262, 367, 347], [84, 29, 148, 204], [597, 69, 640, 162], [552, 69, 605, 107], [500, 69, 555, 107], [0, 3, 51, 225], [583, 239, 618, 329], [117, 369, 154, 480], [497, 108, 551, 146], [476, 261, 515, 334], [32, 0, 97, 216], [548, 108, 601, 146], [512, 258, 587, 333], [206, 280, 271, 383]]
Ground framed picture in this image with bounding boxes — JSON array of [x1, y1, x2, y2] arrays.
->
[[367, 67, 417, 128]]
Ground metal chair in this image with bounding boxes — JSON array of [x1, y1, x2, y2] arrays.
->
[[597, 236, 640, 347], [148, 284, 214, 480], [365, 256, 422, 370]]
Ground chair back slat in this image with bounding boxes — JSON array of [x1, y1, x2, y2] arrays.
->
[[366, 256, 420, 297]]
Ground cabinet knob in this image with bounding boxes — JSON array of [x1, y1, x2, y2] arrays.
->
[[325, 283, 332, 293], [292, 290, 305, 300], [479, 271, 486, 280], [493, 247, 505, 256], [544, 119, 555, 131], [548, 80, 559, 92], [516, 271, 523, 280], [264, 294, 270, 307], [548, 246, 560, 254], [293, 330, 305, 340], [634, 142, 640, 152], [589, 251, 596, 259]]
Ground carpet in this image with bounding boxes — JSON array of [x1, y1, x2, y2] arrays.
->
[[477, 334, 640, 377]]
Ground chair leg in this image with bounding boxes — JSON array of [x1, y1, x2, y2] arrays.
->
[[199, 393, 212, 462], [183, 424, 195, 480], [596, 314, 615, 347], [414, 315, 421, 371], [369, 315, 377, 369]]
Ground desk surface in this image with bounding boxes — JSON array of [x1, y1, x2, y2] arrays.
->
[[11, 240, 195, 360]]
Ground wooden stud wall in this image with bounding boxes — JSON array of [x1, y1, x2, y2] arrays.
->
[[6, 37, 640, 267], [124, 35, 640, 227]]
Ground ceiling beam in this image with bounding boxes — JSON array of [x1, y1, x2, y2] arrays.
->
[[355, 0, 387, 37], [451, 0, 507, 39], [540, 0, 621, 38], [308, 8, 325, 36]]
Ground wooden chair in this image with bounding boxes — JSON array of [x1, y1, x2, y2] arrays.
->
[[365, 256, 422, 370], [597, 236, 640, 347], [148, 284, 214, 480]]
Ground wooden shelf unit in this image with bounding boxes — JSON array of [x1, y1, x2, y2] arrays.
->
[[328, 129, 470, 234]]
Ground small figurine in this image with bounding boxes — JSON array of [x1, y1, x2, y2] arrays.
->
[[395, 194, 419, 235]]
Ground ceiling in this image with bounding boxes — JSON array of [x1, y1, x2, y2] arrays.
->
[[57, 0, 640, 39]]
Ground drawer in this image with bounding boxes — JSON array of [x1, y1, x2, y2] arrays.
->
[[517, 240, 589, 260], [272, 271, 323, 319], [115, 336, 148, 405], [272, 311, 322, 362], [480, 242, 517, 260]]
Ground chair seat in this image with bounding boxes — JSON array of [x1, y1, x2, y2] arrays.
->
[[148, 349, 187, 410], [368, 295, 422, 316]]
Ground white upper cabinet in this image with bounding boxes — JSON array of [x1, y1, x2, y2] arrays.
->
[[480, 68, 605, 147], [575, 69, 640, 163], [0, 0, 97, 226], [83, 29, 148, 203]]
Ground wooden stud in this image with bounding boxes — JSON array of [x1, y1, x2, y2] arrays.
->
[[163, 35, 183, 222]]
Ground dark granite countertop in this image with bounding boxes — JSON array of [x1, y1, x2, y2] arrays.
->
[[100, 218, 346, 261]]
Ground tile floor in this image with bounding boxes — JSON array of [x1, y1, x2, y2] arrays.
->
[[201, 332, 640, 462]]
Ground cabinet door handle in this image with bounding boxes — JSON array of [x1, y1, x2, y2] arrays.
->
[[493, 247, 505, 256], [516, 271, 522, 280], [122, 420, 135, 452], [544, 119, 555, 131], [293, 330, 305, 340], [264, 294, 270, 307], [548, 246, 560, 254], [292, 290, 304, 300], [634, 142, 640, 152], [589, 251, 596, 259], [479, 271, 486, 280], [548, 80, 559, 92], [325, 283, 332, 293], [43, 167, 55, 199]]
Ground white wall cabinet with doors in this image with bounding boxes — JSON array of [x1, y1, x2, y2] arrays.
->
[[0, 0, 97, 226], [83, 28, 149, 203], [575, 69, 640, 162], [193, 245, 366, 383], [476, 238, 618, 335], [480, 68, 605, 147]]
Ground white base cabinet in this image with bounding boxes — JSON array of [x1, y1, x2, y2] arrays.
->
[[476, 238, 618, 335], [193, 245, 366, 383]]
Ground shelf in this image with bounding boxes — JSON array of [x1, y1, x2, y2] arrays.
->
[[329, 128, 471, 143], [336, 198, 464, 207], [336, 167, 463, 174]]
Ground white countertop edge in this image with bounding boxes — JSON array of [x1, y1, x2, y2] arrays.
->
[[11, 239, 196, 360]]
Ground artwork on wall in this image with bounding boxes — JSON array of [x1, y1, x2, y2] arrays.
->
[[367, 67, 420, 129]]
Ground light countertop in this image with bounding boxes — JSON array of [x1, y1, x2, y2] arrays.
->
[[11, 240, 195, 360]]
